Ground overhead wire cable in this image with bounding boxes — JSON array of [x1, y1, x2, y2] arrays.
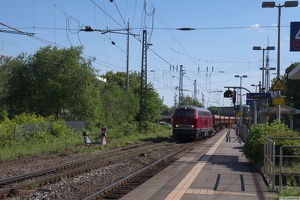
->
[[90, 0, 125, 29], [112, 0, 127, 27], [0, 22, 35, 36], [1, 2, 127, 73], [46, 0, 128, 70], [131, 0, 138, 28]]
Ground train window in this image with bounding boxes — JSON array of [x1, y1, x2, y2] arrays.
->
[[198, 111, 204, 116], [198, 111, 212, 117], [175, 110, 182, 116], [175, 109, 195, 117], [185, 110, 195, 117]]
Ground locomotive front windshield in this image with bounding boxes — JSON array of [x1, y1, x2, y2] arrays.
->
[[174, 109, 195, 117]]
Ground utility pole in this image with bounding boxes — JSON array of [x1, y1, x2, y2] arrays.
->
[[139, 30, 148, 133], [178, 65, 185, 106], [265, 50, 270, 91], [193, 80, 197, 102], [126, 21, 130, 92], [174, 93, 178, 107], [206, 66, 214, 93], [201, 93, 205, 107], [265, 50, 276, 92]]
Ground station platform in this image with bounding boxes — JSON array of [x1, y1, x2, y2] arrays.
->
[[121, 129, 277, 200]]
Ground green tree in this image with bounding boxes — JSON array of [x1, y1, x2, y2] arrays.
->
[[161, 104, 172, 115], [0, 55, 14, 116], [283, 62, 300, 108], [208, 106, 220, 115], [105, 71, 126, 89], [103, 71, 164, 122], [145, 84, 164, 121], [182, 96, 203, 107], [99, 82, 138, 126], [2, 46, 102, 122]]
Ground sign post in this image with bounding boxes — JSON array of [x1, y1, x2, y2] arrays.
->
[[247, 92, 272, 125], [270, 78, 286, 105]]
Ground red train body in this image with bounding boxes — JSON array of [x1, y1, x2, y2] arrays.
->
[[172, 106, 237, 141]]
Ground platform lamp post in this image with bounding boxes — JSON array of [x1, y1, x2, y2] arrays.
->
[[235, 75, 247, 124], [253, 46, 275, 92], [251, 84, 259, 93], [251, 83, 261, 125], [262, 1, 298, 121]]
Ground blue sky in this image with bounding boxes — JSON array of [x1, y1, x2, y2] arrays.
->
[[1, 0, 300, 107]]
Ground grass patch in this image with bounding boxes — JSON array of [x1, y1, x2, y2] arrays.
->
[[0, 133, 83, 161], [278, 186, 300, 197], [0, 122, 172, 162]]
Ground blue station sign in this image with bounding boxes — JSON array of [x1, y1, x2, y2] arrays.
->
[[290, 22, 300, 52], [247, 93, 271, 99], [246, 99, 254, 105]]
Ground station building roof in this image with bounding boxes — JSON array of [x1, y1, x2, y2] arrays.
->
[[259, 105, 300, 115], [288, 64, 300, 79]]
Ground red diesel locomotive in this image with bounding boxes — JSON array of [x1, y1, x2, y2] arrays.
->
[[172, 106, 235, 141]]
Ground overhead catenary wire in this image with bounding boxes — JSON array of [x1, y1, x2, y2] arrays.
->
[[90, 0, 126, 30], [2, 1, 284, 107]]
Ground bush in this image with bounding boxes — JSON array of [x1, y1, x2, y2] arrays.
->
[[0, 111, 172, 161], [243, 120, 300, 164], [0, 113, 85, 161], [0, 113, 48, 147]]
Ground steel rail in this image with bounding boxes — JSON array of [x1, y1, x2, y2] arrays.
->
[[84, 142, 196, 200], [0, 142, 168, 198]]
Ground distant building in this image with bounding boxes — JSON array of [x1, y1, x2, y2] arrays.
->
[[160, 112, 172, 123], [96, 75, 107, 82]]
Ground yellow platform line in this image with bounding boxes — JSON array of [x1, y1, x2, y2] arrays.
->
[[165, 131, 227, 200], [185, 189, 257, 197]]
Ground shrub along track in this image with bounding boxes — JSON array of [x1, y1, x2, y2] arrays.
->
[[0, 142, 190, 199]]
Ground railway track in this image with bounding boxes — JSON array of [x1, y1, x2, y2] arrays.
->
[[83, 141, 197, 200], [0, 142, 179, 199]]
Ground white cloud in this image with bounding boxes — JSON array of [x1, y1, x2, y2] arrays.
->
[[249, 24, 260, 29]]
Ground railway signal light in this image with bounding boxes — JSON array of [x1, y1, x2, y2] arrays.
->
[[101, 127, 107, 133], [224, 89, 233, 98]]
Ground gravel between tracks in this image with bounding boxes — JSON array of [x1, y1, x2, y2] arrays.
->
[[1, 143, 179, 199]]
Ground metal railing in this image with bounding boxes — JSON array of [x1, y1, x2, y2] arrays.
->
[[264, 137, 276, 189], [279, 145, 300, 189], [264, 137, 300, 190], [235, 124, 248, 142], [13, 121, 86, 139]]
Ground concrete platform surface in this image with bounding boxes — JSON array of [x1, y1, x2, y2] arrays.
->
[[121, 129, 277, 200]]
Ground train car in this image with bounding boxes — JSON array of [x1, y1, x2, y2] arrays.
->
[[222, 116, 230, 128], [212, 115, 221, 131], [212, 115, 234, 131], [172, 106, 213, 141]]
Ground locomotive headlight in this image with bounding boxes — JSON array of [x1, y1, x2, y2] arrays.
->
[[191, 125, 194, 128], [175, 124, 179, 127]]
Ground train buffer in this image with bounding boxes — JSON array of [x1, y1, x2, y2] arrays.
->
[[83, 127, 107, 146]]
